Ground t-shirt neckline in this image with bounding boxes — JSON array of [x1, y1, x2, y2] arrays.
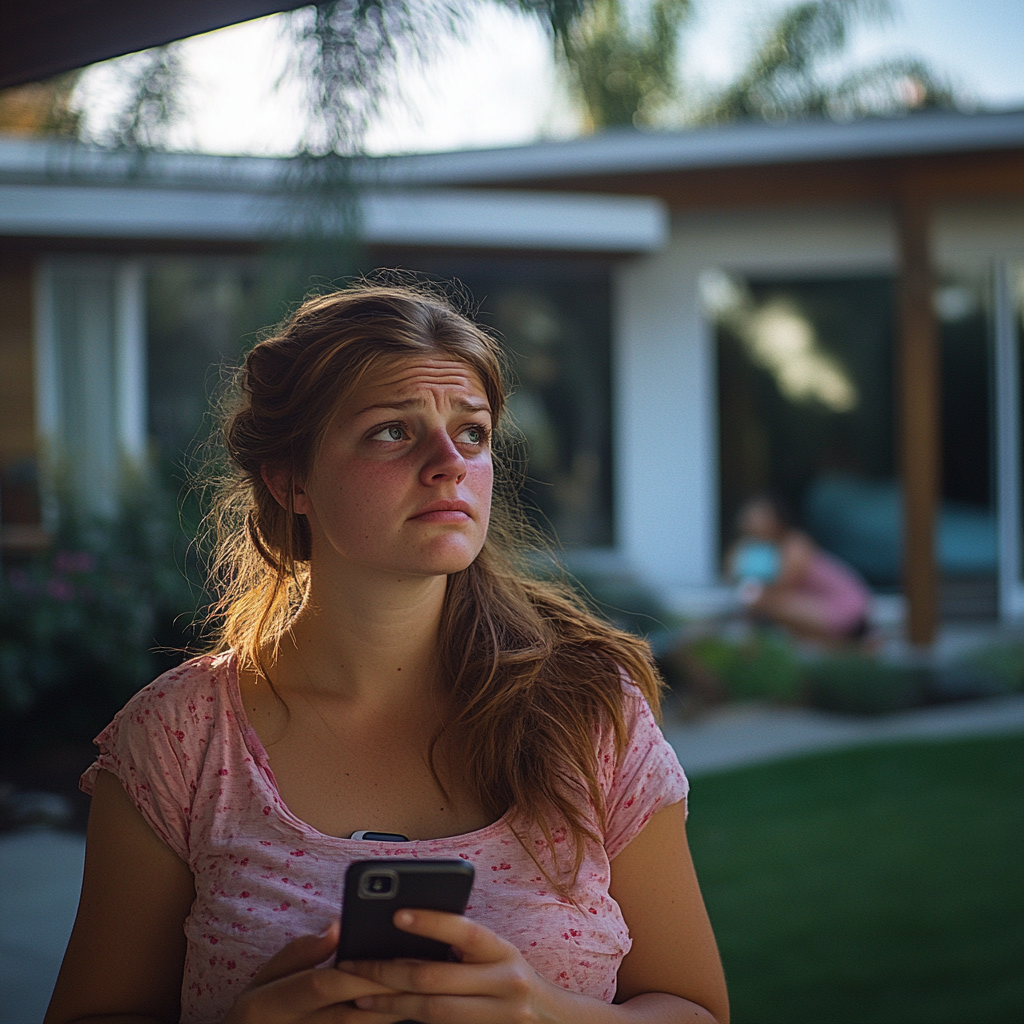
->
[[221, 650, 515, 846]]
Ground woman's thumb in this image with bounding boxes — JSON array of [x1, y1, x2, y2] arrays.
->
[[247, 919, 340, 988]]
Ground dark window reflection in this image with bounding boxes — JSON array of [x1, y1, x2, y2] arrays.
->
[[713, 273, 995, 589], [369, 256, 614, 549], [147, 258, 263, 468], [147, 255, 614, 549]]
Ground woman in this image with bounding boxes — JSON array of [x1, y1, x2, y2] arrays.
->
[[730, 495, 872, 644], [45, 283, 728, 1024]]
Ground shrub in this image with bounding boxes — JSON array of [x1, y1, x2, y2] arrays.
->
[[686, 630, 804, 704], [0, 476, 201, 749], [803, 655, 925, 715], [954, 640, 1024, 693]]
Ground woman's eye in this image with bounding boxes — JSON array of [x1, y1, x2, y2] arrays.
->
[[458, 425, 488, 445], [371, 425, 407, 442]]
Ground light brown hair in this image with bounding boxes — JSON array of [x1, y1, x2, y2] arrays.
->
[[205, 281, 665, 889]]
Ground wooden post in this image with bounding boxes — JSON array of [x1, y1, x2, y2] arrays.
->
[[896, 198, 940, 646]]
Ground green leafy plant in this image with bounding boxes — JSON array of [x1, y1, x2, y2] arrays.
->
[[0, 476, 201, 747], [803, 653, 924, 715], [953, 641, 1024, 694], [686, 630, 804, 704]]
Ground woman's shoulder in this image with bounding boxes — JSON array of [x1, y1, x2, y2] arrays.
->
[[111, 651, 238, 732]]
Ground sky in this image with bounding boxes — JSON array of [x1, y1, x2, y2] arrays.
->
[[73, 0, 1024, 157]]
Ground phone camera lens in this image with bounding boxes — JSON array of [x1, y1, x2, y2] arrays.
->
[[358, 867, 399, 899]]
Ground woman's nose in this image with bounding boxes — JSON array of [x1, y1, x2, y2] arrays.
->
[[420, 429, 466, 484]]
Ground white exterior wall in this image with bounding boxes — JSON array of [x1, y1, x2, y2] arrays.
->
[[613, 205, 898, 611]]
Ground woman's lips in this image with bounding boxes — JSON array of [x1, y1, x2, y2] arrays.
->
[[410, 500, 473, 523], [412, 509, 471, 523]]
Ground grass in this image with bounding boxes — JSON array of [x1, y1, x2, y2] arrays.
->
[[687, 734, 1024, 1024]]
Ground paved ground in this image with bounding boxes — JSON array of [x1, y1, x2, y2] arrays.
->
[[0, 830, 85, 1024], [664, 692, 1024, 775], [3, 693, 1023, 1024]]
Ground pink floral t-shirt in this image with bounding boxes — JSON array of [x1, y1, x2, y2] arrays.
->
[[81, 652, 688, 1024]]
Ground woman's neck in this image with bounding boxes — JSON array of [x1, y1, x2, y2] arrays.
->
[[279, 566, 448, 708]]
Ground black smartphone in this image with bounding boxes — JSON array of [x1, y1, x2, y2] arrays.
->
[[337, 858, 475, 963]]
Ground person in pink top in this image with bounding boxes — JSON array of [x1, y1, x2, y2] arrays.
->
[[730, 496, 872, 644], [46, 283, 728, 1024]]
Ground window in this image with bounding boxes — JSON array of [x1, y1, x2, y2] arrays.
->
[[711, 272, 996, 591], [370, 256, 614, 548]]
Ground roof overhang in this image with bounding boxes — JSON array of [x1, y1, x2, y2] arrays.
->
[[369, 109, 1024, 187], [0, 179, 669, 253], [0, 1, 309, 89]]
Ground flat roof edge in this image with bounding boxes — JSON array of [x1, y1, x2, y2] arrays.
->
[[1, 110, 1021, 191], [0, 184, 669, 252]]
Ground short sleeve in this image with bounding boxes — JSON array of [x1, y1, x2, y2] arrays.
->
[[80, 675, 199, 862], [601, 682, 689, 861]]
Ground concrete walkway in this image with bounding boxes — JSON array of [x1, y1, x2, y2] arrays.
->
[[3, 694, 1023, 1024], [664, 692, 1024, 775], [0, 830, 85, 1024]]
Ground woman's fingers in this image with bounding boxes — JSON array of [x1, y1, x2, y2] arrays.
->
[[225, 921, 400, 1023], [338, 910, 540, 1020], [248, 920, 340, 987], [396, 908, 516, 964], [342, 955, 494, 998], [230, 965, 397, 1023]]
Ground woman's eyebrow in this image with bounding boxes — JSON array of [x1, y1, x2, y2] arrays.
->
[[356, 398, 491, 416]]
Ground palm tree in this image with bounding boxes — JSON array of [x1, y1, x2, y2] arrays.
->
[[557, 0, 691, 130], [699, 0, 956, 124]]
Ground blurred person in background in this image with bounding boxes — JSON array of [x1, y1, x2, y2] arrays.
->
[[729, 495, 872, 646]]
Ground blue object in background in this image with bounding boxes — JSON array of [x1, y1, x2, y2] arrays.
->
[[734, 540, 782, 584], [803, 473, 997, 586]]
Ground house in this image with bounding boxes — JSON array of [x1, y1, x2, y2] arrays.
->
[[1, 107, 1023, 643]]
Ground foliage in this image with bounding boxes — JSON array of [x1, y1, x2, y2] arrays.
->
[[803, 652, 924, 714], [0, 70, 82, 137], [283, 0, 463, 156], [686, 630, 804, 703], [689, 735, 1024, 1023], [284, 0, 583, 153], [953, 640, 1024, 694], [0, 474, 201, 747], [0, 0, 965, 151], [100, 45, 189, 150], [699, 0, 957, 124], [557, 0, 691, 129]]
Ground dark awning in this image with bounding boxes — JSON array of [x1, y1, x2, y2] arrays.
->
[[0, 0, 311, 89]]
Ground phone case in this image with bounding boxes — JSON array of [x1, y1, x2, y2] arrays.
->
[[337, 859, 475, 962]]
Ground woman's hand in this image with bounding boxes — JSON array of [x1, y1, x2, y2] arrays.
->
[[338, 909, 587, 1024], [223, 920, 403, 1024]]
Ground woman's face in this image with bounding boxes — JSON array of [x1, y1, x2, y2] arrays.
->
[[291, 354, 494, 581]]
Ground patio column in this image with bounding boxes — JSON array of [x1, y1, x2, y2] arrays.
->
[[896, 198, 940, 646]]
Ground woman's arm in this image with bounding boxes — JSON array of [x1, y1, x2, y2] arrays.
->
[[44, 769, 196, 1024], [609, 799, 729, 1023], [46, 771, 400, 1024]]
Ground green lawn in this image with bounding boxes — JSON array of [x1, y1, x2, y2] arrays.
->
[[687, 733, 1024, 1024]]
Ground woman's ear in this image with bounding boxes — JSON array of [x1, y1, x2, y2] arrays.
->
[[261, 465, 311, 515]]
